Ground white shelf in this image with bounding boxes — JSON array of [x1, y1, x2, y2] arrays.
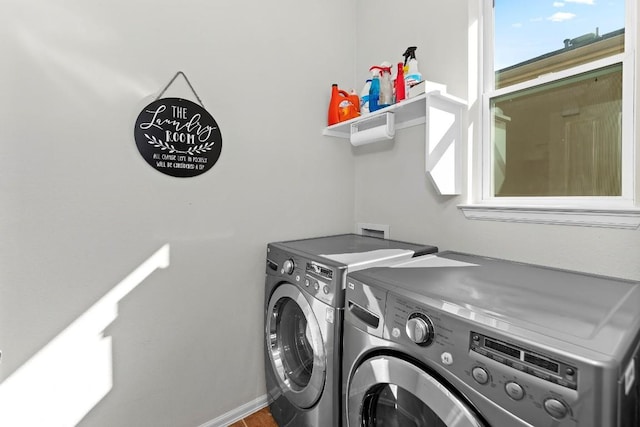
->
[[322, 90, 468, 196], [321, 91, 465, 138]]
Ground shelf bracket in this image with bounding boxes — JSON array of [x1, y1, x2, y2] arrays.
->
[[425, 93, 466, 195]]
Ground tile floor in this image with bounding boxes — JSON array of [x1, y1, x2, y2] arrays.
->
[[229, 407, 278, 427]]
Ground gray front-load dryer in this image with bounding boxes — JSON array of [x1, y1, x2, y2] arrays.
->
[[264, 234, 437, 427], [343, 251, 640, 427]]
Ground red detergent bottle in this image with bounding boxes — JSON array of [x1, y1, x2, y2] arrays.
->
[[328, 84, 360, 125]]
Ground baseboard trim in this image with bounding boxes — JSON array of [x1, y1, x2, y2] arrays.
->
[[196, 394, 269, 427]]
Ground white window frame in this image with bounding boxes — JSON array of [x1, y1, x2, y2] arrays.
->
[[460, 0, 640, 229]]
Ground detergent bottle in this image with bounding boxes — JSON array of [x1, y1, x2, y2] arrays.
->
[[328, 84, 359, 125], [403, 46, 422, 88], [370, 64, 393, 110]]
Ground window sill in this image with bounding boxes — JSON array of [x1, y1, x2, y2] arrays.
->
[[458, 204, 640, 229]]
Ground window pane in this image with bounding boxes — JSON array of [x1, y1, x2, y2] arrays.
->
[[495, 0, 624, 89], [491, 64, 622, 197]]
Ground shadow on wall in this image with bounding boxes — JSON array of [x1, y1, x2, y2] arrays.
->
[[0, 245, 170, 427]]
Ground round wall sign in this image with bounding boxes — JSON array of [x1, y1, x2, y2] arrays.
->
[[134, 97, 222, 177]]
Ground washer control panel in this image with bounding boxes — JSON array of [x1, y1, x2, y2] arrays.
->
[[304, 260, 336, 304], [266, 247, 337, 306]]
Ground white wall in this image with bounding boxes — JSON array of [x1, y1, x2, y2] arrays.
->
[[0, 1, 357, 426], [354, 0, 640, 281], [2, 1, 639, 426]]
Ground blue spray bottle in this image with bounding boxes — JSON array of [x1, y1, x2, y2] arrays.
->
[[368, 67, 381, 112], [370, 65, 393, 110]]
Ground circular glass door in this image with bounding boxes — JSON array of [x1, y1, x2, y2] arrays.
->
[[363, 383, 448, 426], [348, 356, 485, 427], [267, 283, 326, 408]]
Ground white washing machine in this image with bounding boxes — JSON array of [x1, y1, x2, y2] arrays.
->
[[342, 251, 640, 427], [264, 234, 437, 427]]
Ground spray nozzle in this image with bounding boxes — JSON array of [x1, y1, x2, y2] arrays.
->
[[403, 46, 418, 65], [369, 65, 392, 75]]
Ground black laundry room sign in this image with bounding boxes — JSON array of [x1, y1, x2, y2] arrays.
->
[[134, 97, 222, 177]]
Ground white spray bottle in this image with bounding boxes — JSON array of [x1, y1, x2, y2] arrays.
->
[[403, 46, 422, 87], [370, 63, 393, 109]]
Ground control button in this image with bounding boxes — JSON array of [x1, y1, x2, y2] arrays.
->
[[282, 259, 295, 275], [472, 367, 489, 385], [505, 382, 525, 400], [544, 398, 569, 419], [323, 285, 330, 294], [565, 367, 575, 376], [472, 334, 480, 342], [305, 279, 310, 287], [392, 327, 401, 338], [441, 352, 453, 365], [314, 282, 320, 291], [295, 275, 300, 282]]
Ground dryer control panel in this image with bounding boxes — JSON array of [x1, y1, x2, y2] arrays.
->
[[470, 332, 578, 390], [381, 290, 583, 425]]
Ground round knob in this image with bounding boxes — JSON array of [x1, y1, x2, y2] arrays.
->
[[544, 398, 569, 419], [282, 259, 295, 275], [406, 314, 434, 345]]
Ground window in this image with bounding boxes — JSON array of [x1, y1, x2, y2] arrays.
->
[[492, 64, 622, 198], [461, 0, 640, 228]]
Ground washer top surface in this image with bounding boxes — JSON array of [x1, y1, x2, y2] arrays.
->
[[349, 251, 640, 358], [272, 233, 437, 272]]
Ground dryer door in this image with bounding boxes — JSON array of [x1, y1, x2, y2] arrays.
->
[[348, 355, 486, 427], [266, 283, 326, 409]]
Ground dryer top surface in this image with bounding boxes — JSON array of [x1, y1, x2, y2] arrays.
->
[[271, 234, 437, 271], [349, 251, 640, 357]]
